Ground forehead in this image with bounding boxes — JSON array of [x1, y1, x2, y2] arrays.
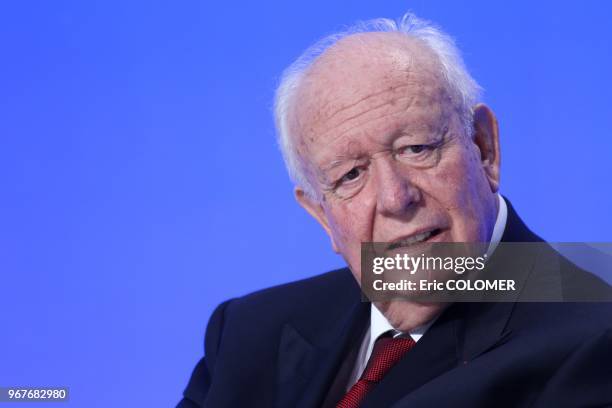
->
[[289, 32, 453, 168]]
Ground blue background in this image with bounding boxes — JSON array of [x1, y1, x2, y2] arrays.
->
[[1, 1, 611, 406]]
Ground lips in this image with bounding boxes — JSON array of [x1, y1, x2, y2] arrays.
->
[[386, 228, 443, 250]]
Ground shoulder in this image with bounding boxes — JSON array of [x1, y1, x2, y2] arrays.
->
[[509, 301, 612, 348], [218, 267, 359, 328], [205, 267, 359, 339], [231, 267, 355, 307], [204, 266, 363, 345], [194, 267, 362, 406]]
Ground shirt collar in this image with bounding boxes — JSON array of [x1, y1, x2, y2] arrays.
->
[[370, 302, 436, 342], [487, 193, 507, 257]]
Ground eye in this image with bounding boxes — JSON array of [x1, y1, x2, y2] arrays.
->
[[340, 167, 361, 183], [403, 144, 428, 154], [394, 141, 442, 168], [328, 164, 368, 198]]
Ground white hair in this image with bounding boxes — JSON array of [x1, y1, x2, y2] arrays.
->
[[273, 12, 483, 198]]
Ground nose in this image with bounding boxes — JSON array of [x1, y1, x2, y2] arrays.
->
[[374, 159, 421, 217]]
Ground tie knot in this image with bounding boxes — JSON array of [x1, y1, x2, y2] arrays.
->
[[361, 336, 416, 382], [336, 334, 416, 408]]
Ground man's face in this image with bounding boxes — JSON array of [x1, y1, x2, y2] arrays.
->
[[291, 33, 500, 282]]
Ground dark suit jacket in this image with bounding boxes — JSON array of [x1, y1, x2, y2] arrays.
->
[[178, 201, 612, 407]]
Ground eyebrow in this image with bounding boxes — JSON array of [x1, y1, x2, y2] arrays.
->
[[320, 152, 371, 176], [321, 159, 350, 173], [317, 156, 363, 187], [318, 125, 442, 174]]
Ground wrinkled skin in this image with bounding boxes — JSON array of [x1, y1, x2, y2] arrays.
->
[[289, 32, 501, 330]]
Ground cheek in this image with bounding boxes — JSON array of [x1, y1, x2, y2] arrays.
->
[[425, 145, 492, 240], [428, 144, 486, 206], [418, 165, 469, 211], [324, 199, 374, 260]]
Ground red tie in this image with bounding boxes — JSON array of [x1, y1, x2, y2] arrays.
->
[[336, 334, 416, 408]]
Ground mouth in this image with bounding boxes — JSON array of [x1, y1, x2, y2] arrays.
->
[[386, 228, 443, 250]]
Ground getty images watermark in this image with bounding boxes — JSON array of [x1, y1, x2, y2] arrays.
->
[[370, 251, 515, 292], [360, 242, 612, 302]]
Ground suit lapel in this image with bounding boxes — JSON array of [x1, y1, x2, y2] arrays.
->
[[295, 300, 369, 408], [460, 199, 545, 361], [274, 271, 370, 408], [275, 323, 319, 408]]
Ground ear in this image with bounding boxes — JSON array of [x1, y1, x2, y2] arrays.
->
[[472, 104, 501, 193], [294, 187, 340, 253]]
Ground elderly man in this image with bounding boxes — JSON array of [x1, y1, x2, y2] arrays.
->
[[179, 13, 612, 408]]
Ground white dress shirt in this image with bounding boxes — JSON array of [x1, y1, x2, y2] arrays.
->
[[346, 194, 508, 389]]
